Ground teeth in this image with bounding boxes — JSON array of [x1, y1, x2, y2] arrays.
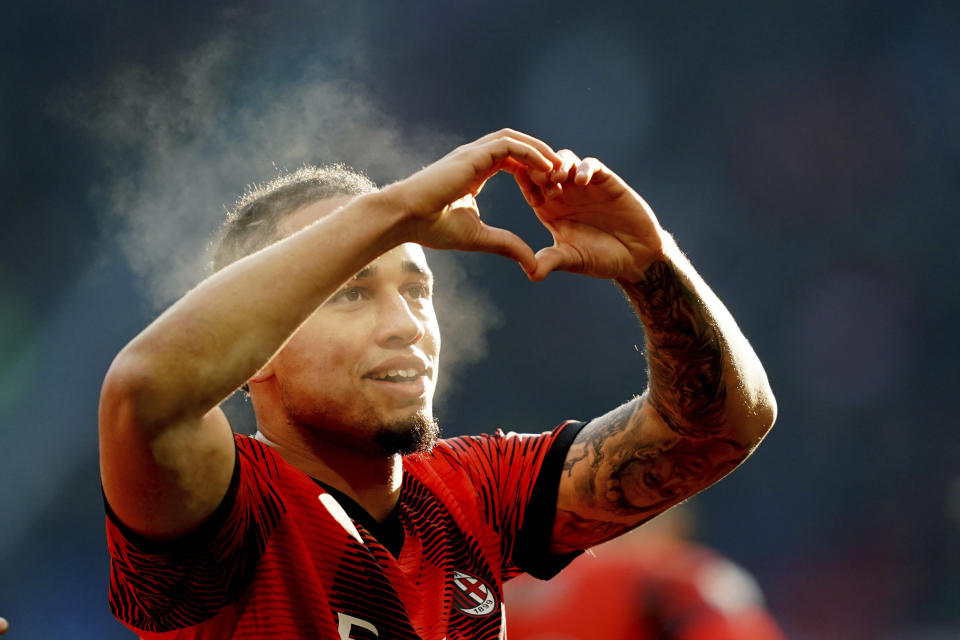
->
[[373, 368, 420, 380]]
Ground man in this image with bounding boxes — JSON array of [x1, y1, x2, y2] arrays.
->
[[99, 129, 776, 638]]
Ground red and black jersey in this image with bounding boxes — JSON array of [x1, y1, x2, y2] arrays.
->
[[105, 421, 584, 639]]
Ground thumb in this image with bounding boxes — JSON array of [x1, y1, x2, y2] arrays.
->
[[529, 245, 580, 281], [472, 224, 537, 274]]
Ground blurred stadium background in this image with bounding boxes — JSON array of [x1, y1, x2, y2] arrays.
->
[[1, 1, 958, 637]]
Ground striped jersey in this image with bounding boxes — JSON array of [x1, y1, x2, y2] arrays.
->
[[105, 421, 585, 639]]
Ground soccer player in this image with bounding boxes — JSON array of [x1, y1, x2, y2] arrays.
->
[[99, 129, 776, 638]]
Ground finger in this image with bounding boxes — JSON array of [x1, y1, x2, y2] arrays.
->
[[476, 128, 561, 168], [473, 224, 537, 274], [501, 156, 535, 177], [529, 245, 582, 282], [448, 135, 557, 197], [503, 161, 545, 207], [480, 137, 558, 174], [574, 157, 607, 186], [469, 176, 489, 198], [551, 149, 581, 183], [526, 150, 576, 186], [449, 193, 477, 212]]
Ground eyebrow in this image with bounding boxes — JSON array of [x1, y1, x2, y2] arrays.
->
[[402, 260, 433, 279], [351, 265, 377, 281], [349, 260, 433, 281]]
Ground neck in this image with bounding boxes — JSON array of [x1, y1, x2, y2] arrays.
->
[[254, 428, 403, 523]]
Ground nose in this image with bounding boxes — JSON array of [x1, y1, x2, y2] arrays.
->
[[375, 292, 425, 348]]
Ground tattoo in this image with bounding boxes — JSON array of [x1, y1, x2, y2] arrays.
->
[[562, 401, 634, 498], [552, 398, 742, 551], [551, 259, 743, 552], [551, 508, 634, 553], [623, 260, 727, 439]]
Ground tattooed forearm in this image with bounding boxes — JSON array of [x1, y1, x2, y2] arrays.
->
[[622, 259, 727, 439], [550, 398, 744, 551], [568, 400, 740, 516], [551, 247, 774, 552], [604, 437, 741, 512], [551, 508, 636, 553]]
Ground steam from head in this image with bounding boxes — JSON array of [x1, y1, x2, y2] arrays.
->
[[55, 32, 504, 400], [59, 34, 450, 306]]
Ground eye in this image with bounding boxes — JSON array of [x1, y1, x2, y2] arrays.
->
[[331, 287, 368, 304], [406, 283, 431, 300]]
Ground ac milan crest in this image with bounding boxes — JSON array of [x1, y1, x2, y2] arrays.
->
[[452, 570, 498, 617]]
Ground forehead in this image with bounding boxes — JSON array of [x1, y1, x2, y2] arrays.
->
[[356, 243, 431, 279]]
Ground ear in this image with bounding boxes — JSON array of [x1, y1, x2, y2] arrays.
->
[[248, 360, 276, 386]]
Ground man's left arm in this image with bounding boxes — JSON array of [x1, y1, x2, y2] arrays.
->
[[512, 151, 776, 553]]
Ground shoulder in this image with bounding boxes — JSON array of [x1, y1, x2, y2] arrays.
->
[[423, 423, 582, 460], [405, 422, 585, 490], [230, 433, 321, 512], [233, 432, 290, 478], [405, 430, 531, 477], [233, 431, 274, 454], [407, 431, 503, 466], [402, 432, 513, 500]]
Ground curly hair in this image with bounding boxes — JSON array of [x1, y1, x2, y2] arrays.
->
[[211, 164, 377, 272]]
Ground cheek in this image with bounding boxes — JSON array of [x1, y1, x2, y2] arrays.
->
[[428, 323, 441, 354], [276, 328, 355, 383], [424, 314, 441, 352], [324, 348, 357, 384]]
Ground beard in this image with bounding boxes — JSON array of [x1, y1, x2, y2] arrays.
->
[[276, 380, 441, 455], [374, 411, 441, 455]]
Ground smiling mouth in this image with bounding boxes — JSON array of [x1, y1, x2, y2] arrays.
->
[[368, 369, 424, 383]]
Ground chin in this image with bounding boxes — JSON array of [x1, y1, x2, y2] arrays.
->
[[374, 411, 440, 456]]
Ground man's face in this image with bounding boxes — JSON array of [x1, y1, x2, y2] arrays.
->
[[263, 197, 441, 454]]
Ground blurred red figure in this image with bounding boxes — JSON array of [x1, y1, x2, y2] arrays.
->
[[505, 505, 785, 640]]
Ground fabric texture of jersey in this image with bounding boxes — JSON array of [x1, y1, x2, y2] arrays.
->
[[105, 421, 584, 639]]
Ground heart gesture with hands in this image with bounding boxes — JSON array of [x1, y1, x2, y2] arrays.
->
[[390, 129, 561, 275], [515, 149, 667, 283], [389, 130, 666, 284]]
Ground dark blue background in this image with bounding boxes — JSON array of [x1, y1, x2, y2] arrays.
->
[[2, 2, 958, 637]]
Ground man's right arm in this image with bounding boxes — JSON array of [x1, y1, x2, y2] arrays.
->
[[99, 129, 561, 541], [99, 190, 417, 541]]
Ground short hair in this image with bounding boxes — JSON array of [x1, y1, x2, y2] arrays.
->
[[211, 163, 377, 272]]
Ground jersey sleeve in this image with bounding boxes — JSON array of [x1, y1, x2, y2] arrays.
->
[[104, 434, 285, 634], [434, 420, 588, 580]]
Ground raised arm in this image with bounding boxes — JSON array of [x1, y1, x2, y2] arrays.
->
[[99, 129, 561, 540], [512, 152, 776, 553]]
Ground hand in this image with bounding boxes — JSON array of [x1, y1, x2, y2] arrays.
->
[[385, 129, 561, 273], [513, 150, 666, 282], [0, 616, 8, 635]]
